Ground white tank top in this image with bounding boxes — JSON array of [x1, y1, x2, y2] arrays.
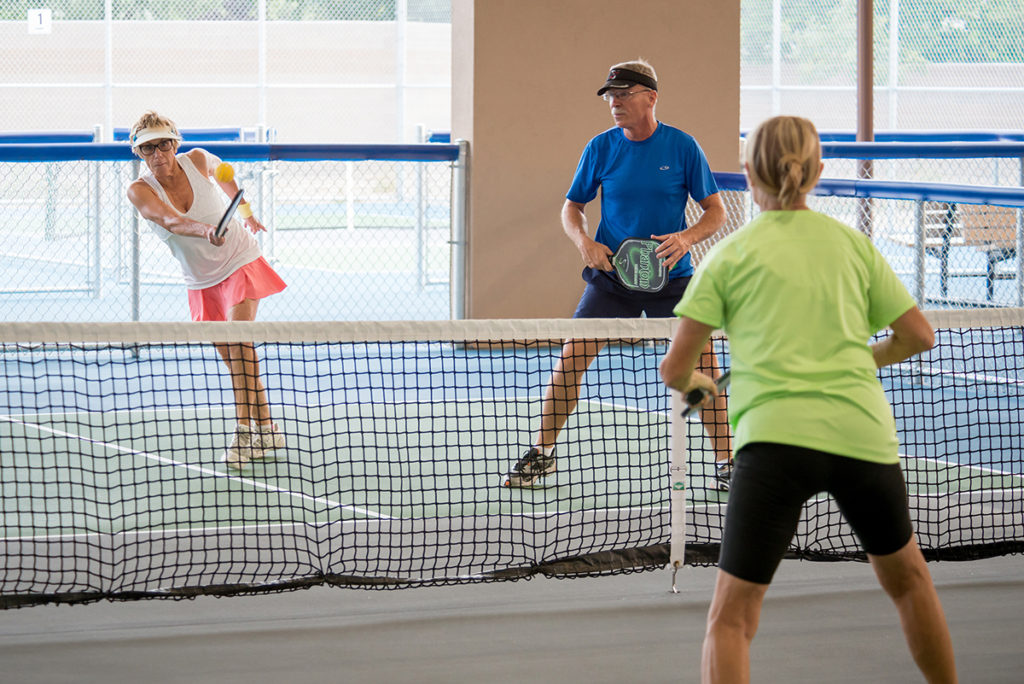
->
[[142, 154, 262, 289]]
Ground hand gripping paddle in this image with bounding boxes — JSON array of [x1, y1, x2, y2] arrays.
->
[[612, 238, 667, 293], [680, 370, 731, 418], [214, 189, 244, 239]]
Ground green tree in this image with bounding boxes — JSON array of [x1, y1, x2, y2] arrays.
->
[[0, 0, 405, 22], [265, 0, 395, 21], [2, 1, 104, 20], [741, 0, 1024, 69]]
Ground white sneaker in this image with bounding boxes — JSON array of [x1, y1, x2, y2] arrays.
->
[[224, 423, 262, 470], [253, 422, 286, 453]]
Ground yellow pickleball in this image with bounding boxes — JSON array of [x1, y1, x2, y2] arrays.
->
[[214, 162, 234, 183]]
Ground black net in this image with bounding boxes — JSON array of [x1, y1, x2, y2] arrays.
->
[[683, 310, 1024, 565], [1, 312, 1022, 609], [0, 319, 681, 607]]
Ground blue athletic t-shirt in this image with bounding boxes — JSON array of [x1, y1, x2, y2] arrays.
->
[[566, 122, 718, 278]]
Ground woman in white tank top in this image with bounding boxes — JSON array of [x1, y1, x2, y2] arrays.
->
[[126, 111, 288, 471]]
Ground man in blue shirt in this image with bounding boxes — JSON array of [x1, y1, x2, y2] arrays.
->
[[505, 59, 732, 488]]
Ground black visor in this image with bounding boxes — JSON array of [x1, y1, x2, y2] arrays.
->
[[597, 67, 658, 96]]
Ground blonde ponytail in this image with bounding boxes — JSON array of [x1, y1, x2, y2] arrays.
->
[[744, 116, 821, 210]]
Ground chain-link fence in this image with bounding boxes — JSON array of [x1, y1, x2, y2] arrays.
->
[[0, 0, 451, 143], [822, 148, 1024, 186], [5, 138, 1024, 322], [690, 175, 1024, 309], [741, 0, 1024, 131], [6, 1, 1023, 143], [0, 143, 462, 321], [2, 144, 1022, 322]]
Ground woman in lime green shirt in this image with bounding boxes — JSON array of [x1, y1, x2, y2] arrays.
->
[[660, 116, 957, 683]]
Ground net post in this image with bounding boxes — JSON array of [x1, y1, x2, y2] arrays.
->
[[90, 154, 102, 298], [257, 125, 277, 263], [415, 136, 426, 289], [1017, 159, 1023, 306], [345, 161, 355, 230], [914, 199, 926, 306], [669, 388, 689, 593], [131, 158, 141, 321], [451, 139, 469, 319]]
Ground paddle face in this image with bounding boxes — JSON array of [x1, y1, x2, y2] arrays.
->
[[612, 238, 667, 293], [214, 189, 244, 239]]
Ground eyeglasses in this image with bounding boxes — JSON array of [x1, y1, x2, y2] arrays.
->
[[602, 88, 653, 103], [137, 139, 175, 156]]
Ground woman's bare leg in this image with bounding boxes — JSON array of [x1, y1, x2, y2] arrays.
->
[[702, 569, 769, 684], [214, 298, 271, 426], [869, 537, 958, 683]]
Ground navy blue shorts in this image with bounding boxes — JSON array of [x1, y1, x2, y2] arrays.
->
[[718, 442, 914, 584], [574, 267, 691, 318]]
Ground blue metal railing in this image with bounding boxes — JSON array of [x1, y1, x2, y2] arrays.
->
[[821, 142, 1024, 160], [0, 130, 98, 144], [739, 129, 1024, 143], [713, 171, 1024, 208], [817, 130, 1024, 143], [0, 127, 254, 145], [0, 142, 461, 163], [111, 127, 248, 143]]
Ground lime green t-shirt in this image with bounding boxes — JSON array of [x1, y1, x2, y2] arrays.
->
[[674, 210, 916, 464]]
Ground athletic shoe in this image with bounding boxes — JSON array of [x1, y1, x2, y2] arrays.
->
[[224, 422, 262, 470], [504, 447, 556, 487], [714, 460, 733, 491], [253, 422, 286, 453]]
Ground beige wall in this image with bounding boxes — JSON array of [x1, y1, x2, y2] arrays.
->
[[452, 0, 741, 319]]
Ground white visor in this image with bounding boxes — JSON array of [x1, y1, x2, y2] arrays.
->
[[131, 124, 182, 148]]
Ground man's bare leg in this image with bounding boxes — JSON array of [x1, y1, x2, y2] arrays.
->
[[505, 338, 605, 487], [697, 342, 732, 463], [535, 338, 607, 449]]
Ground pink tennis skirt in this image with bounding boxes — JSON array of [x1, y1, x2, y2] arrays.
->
[[188, 257, 287, 321]]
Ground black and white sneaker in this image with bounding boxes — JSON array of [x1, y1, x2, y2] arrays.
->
[[504, 447, 556, 487], [714, 460, 733, 491]]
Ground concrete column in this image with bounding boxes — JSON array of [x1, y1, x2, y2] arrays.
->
[[452, 0, 741, 318]]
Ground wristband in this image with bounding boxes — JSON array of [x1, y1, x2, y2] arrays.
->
[[237, 202, 253, 219]]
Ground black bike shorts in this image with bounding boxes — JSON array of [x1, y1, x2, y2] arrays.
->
[[718, 441, 914, 585]]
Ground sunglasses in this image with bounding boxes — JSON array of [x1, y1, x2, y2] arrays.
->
[[138, 139, 175, 156]]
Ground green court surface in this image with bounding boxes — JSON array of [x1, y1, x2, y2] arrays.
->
[[4, 399, 1020, 542], [1, 398, 676, 538]]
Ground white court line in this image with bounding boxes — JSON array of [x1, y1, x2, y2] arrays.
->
[[891, 361, 1024, 389], [900, 451, 1024, 479], [519, 506, 668, 517], [2, 520, 307, 542], [0, 415, 393, 520]]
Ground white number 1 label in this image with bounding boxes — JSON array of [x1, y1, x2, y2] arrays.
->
[[28, 8, 52, 35]]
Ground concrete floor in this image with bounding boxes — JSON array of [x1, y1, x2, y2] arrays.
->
[[1, 555, 1021, 683]]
